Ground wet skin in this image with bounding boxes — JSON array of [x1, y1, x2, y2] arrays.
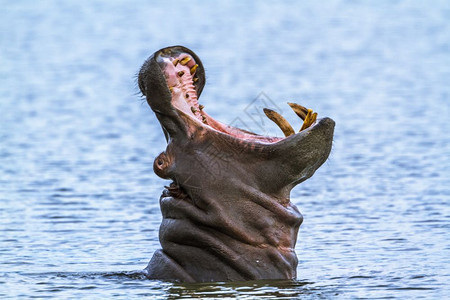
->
[[137, 46, 335, 282]]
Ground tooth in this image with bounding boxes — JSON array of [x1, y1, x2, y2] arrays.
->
[[202, 115, 208, 124], [311, 112, 317, 124], [191, 107, 197, 113], [177, 71, 185, 77], [193, 77, 199, 83], [180, 57, 191, 65], [185, 93, 189, 98], [263, 108, 295, 137], [287, 102, 308, 120], [172, 59, 179, 66], [199, 104, 204, 110], [169, 86, 173, 92], [300, 109, 314, 131], [190, 64, 198, 74]]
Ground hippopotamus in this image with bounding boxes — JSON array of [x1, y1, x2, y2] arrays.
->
[[137, 46, 334, 283]]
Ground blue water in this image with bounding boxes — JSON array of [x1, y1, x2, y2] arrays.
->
[[1, 0, 449, 298]]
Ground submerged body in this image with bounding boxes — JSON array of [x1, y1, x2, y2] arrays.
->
[[138, 46, 335, 282]]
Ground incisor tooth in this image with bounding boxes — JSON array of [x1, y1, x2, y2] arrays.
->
[[180, 57, 191, 65], [177, 71, 185, 77], [190, 64, 198, 74], [172, 59, 179, 66], [263, 108, 295, 137], [300, 109, 314, 131], [310, 112, 317, 124]]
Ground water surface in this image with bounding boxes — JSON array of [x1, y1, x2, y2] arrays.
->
[[1, 0, 449, 298]]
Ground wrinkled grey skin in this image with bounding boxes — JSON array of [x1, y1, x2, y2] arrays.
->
[[137, 46, 335, 283]]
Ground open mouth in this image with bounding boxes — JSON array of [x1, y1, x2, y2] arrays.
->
[[142, 46, 320, 144]]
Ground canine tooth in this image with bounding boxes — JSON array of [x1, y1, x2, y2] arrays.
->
[[300, 109, 314, 131], [172, 59, 179, 66], [263, 108, 295, 137], [180, 57, 191, 65], [177, 71, 185, 77], [287, 102, 308, 120], [199, 104, 204, 110], [190, 64, 198, 74], [193, 77, 199, 83]]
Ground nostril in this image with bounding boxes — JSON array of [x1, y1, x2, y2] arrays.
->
[[157, 159, 163, 166]]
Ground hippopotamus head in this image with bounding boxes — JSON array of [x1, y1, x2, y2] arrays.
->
[[138, 46, 335, 282]]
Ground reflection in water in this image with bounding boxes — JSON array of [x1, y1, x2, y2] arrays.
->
[[1, 0, 449, 298], [167, 280, 313, 299]]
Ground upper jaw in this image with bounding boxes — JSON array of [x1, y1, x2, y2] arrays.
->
[[139, 45, 206, 99]]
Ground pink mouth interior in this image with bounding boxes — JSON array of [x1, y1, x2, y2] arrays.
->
[[160, 53, 283, 143]]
